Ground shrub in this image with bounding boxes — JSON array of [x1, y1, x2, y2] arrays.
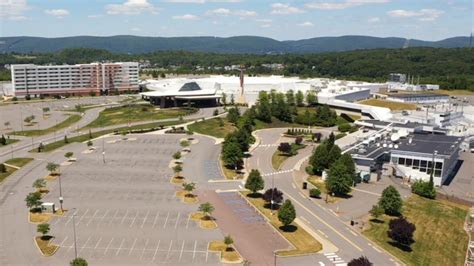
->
[[411, 180, 436, 199], [0, 163, 6, 173], [335, 133, 347, 139], [338, 123, 352, 132], [309, 188, 321, 198], [295, 136, 303, 145]]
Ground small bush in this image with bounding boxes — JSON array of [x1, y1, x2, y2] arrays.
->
[[335, 133, 347, 139], [338, 123, 352, 132], [309, 188, 321, 198], [411, 180, 436, 199], [0, 163, 6, 173]]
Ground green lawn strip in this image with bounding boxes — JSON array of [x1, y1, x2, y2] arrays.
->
[[188, 117, 237, 138], [219, 156, 240, 180], [358, 99, 417, 111], [9, 114, 82, 137], [271, 144, 305, 170], [241, 191, 322, 256], [1, 138, 19, 147], [29, 120, 187, 153], [82, 104, 197, 129], [0, 157, 34, 183], [363, 195, 469, 266]]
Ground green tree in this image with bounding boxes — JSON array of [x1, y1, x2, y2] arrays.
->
[[213, 109, 219, 116], [25, 192, 42, 210], [198, 202, 215, 220], [327, 145, 342, 167], [64, 152, 74, 160], [224, 235, 234, 251], [37, 223, 50, 238], [32, 178, 46, 190], [64, 135, 69, 143], [309, 143, 329, 175], [222, 141, 243, 169], [256, 91, 272, 123], [173, 164, 183, 177], [286, 89, 295, 106], [245, 169, 264, 195], [388, 217, 416, 247], [87, 140, 93, 147], [172, 151, 181, 160], [326, 160, 353, 196], [46, 162, 59, 175], [278, 199, 296, 229], [348, 256, 372, 266], [70, 257, 88, 266], [221, 93, 227, 106], [326, 132, 336, 151], [295, 90, 305, 106], [378, 186, 402, 216], [182, 182, 196, 196], [306, 91, 317, 106], [227, 107, 240, 124], [369, 204, 384, 221], [274, 93, 292, 122], [0, 134, 6, 145]]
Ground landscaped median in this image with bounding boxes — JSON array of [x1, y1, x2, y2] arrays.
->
[[35, 236, 59, 256], [271, 143, 306, 170], [0, 157, 34, 183], [240, 191, 322, 256], [208, 240, 243, 263], [9, 114, 81, 137], [190, 212, 218, 229]]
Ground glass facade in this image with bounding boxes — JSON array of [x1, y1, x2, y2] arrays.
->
[[392, 155, 443, 177]]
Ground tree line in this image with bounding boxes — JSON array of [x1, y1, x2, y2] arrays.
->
[[1, 47, 472, 90]]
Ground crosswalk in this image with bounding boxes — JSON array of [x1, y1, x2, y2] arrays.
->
[[323, 252, 347, 266], [262, 169, 292, 177], [258, 144, 279, 147]]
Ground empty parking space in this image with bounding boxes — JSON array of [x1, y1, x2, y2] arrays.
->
[[45, 135, 222, 265]]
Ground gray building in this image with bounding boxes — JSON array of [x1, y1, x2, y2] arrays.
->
[[386, 93, 449, 104]]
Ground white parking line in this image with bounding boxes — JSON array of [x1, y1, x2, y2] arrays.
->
[[79, 236, 92, 255], [179, 240, 185, 261], [120, 210, 129, 225], [64, 212, 75, 226], [163, 212, 170, 229], [140, 239, 149, 260], [116, 238, 125, 256], [129, 210, 139, 228], [174, 212, 181, 229], [141, 210, 150, 228], [192, 240, 197, 259], [86, 210, 99, 226], [98, 209, 109, 226], [185, 214, 191, 229], [75, 209, 89, 226], [318, 262, 325, 266], [152, 240, 161, 261], [129, 238, 138, 256], [152, 211, 160, 229], [94, 237, 102, 249], [165, 240, 173, 260], [108, 209, 119, 226], [104, 238, 114, 255], [59, 236, 68, 247]]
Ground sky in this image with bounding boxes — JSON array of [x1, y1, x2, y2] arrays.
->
[[0, 0, 472, 41]]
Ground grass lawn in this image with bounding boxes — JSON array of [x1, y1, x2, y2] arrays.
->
[[9, 114, 81, 137], [83, 104, 195, 129], [29, 120, 185, 153], [363, 195, 469, 266], [253, 118, 310, 130], [29, 212, 51, 223], [359, 99, 417, 111], [35, 236, 59, 256], [1, 138, 19, 146], [0, 157, 34, 183], [219, 157, 241, 180], [208, 241, 242, 262], [171, 176, 185, 185], [190, 212, 218, 229], [188, 117, 236, 138], [271, 144, 306, 170], [306, 176, 342, 203], [241, 191, 322, 256]]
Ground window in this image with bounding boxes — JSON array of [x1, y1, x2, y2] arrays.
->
[[420, 167, 427, 172], [434, 170, 442, 177], [179, 82, 201, 92], [405, 158, 412, 167], [435, 162, 443, 169], [398, 157, 405, 165], [428, 161, 433, 168], [413, 159, 420, 169], [420, 160, 427, 167]]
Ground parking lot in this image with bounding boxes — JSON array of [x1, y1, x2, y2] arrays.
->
[[42, 134, 222, 265]]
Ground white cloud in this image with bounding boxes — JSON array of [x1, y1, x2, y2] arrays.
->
[[173, 14, 199, 20], [205, 8, 257, 17], [130, 27, 142, 32], [260, 23, 271, 28], [256, 18, 272, 23], [297, 21, 314, 27], [88, 14, 103, 19], [387, 9, 444, 21], [106, 0, 159, 15], [368, 17, 380, 23], [0, 0, 30, 20], [306, 0, 389, 10], [44, 9, 70, 18], [164, 0, 241, 3], [270, 3, 304, 15]]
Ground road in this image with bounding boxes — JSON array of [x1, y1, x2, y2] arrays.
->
[[247, 128, 401, 266]]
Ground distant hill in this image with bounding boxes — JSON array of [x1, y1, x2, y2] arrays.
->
[[0, 35, 470, 54]]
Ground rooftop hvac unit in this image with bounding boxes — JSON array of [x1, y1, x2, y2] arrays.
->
[[394, 144, 399, 149], [391, 133, 400, 142], [399, 129, 409, 138], [389, 144, 394, 148], [383, 143, 388, 148], [376, 143, 381, 147], [363, 140, 370, 145]]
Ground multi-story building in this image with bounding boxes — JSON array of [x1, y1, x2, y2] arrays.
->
[[11, 62, 139, 96]]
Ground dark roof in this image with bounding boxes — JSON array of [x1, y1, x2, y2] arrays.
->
[[387, 93, 449, 99], [179, 82, 202, 92], [394, 133, 462, 156]]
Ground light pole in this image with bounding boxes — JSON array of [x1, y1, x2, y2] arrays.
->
[[58, 173, 63, 211], [270, 175, 275, 215], [71, 208, 78, 260]]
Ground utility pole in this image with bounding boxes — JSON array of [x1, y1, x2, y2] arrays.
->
[[72, 208, 78, 260]]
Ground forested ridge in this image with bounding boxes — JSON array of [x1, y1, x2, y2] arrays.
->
[[1, 47, 472, 90]]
